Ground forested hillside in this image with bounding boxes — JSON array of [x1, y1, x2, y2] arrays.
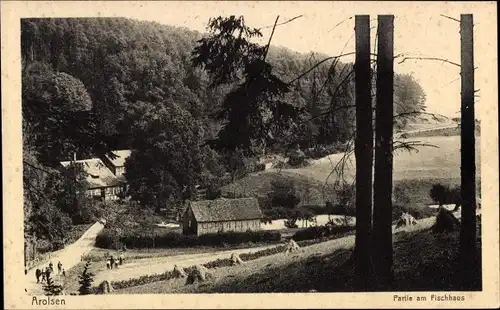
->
[[21, 17, 426, 250], [22, 17, 425, 159]]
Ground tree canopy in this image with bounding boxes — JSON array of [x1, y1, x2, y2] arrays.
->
[[21, 17, 428, 247]]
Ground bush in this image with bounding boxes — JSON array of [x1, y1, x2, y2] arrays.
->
[[254, 163, 266, 172], [95, 229, 282, 250], [303, 143, 346, 159], [112, 270, 177, 290], [302, 205, 326, 216], [292, 225, 353, 242], [429, 183, 461, 206], [325, 202, 355, 216], [240, 245, 287, 260]]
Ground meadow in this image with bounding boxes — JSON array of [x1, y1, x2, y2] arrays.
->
[[288, 135, 481, 183]]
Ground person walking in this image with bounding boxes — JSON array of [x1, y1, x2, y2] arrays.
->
[[119, 254, 124, 266], [35, 268, 42, 283], [45, 267, 51, 282], [62, 269, 66, 277], [41, 269, 46, 283], [57, 261, 62, 275]]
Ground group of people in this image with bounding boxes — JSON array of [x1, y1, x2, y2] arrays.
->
[[35, 261, 65, 284], [106, 254, 124, 270]]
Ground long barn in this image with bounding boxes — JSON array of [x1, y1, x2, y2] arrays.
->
[[182, 198, 263, 236]]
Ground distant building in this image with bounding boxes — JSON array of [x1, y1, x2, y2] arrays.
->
[[182, 198, 263, 236], [102, 150, 132, 179], [60, 158, 125, 201]]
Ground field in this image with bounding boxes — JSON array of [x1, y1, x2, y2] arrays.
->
[[222, 136, 481, 207], [289, 136, 480, 183]]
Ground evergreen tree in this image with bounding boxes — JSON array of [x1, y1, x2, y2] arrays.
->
[[78, 261, 95, 295], [43, 274, 65, 296]]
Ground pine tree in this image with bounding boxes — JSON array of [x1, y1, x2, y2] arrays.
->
[[43, 274, 65, 296], [78, 261, 95, 295]]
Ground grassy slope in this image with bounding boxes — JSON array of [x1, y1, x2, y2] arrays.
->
[[403, 126, 480, 138], [180, 223, 481, 293], [115, 221, 481, 294]]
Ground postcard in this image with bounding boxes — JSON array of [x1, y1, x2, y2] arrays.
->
[[2, 1, 498, 309]]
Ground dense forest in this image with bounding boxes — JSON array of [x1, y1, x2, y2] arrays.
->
[[22, 17, 426, 250]]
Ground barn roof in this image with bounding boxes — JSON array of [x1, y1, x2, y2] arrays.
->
[[189, 198, 262, 222], [60, 158, 123, 189], [105, 150, 132, 167]]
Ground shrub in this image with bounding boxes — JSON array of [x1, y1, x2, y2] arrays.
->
[[301, 205, 325, 216], [288, 148, 308, 167], [254, 163, 266, 172], [112, 270, 177, 290], [95, 229, 281, 250], [325, 202, 355, 216], [292, 225, 353, 242], [303, 143, 347, 159], [240, 245, 287, 260], [429, 183, 449, 206]]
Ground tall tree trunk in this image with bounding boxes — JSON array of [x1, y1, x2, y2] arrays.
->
[[373, 15, 395, 290], [354, 15, 374, 289], [459, 14, 478, 290]]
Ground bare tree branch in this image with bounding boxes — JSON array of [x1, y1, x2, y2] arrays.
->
[[441, 77, 460, 87], [440, 14, 460, 23], [288, 52, 377, 85], [262, 16, 280, 62], [327, 16, 354, 33], [397, 56, 460, 67], [258, 15, 303, 30]]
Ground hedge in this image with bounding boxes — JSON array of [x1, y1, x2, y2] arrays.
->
[[292, 225, 354, 242], [95, 229, 282, 250]]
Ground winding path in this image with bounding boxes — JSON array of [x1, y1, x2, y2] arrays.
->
[[25, 221, 105, 295]]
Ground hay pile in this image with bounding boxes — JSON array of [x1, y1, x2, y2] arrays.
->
[[185, 265, 214, 285], [395, 212, 418, 228], [230, 253, 244, 265], [285, 239, 300, 254], [97, 280, 114, 294], [173, 265, 187, 278], [432, 207, 460, 233]]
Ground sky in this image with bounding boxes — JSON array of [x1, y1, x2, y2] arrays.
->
[[125, 1, 495, 120], [7, 1, 498, 119]]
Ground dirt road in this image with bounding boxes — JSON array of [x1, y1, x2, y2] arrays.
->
[[92, 243, 280, 284], [25, 221, 105, 295], [93, 215, 445, 284]]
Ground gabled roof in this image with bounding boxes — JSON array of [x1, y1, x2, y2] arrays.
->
[[60, 158, 123, 189], [189, 198, 262, 223], [105, 150, 132, 167]]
